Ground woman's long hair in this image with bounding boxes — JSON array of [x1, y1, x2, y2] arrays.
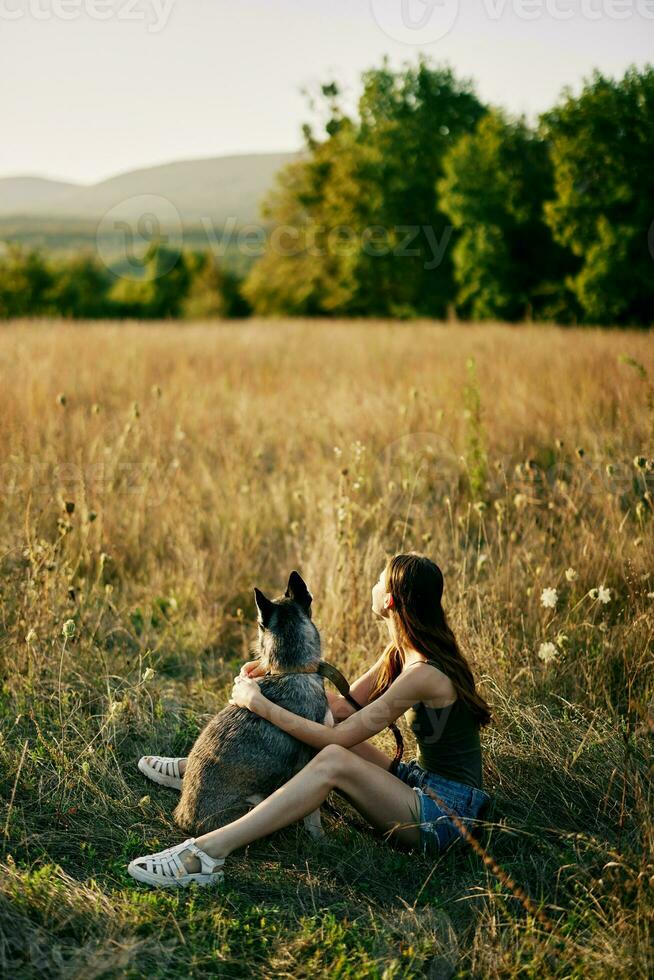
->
[[369, 552, 492, 727]]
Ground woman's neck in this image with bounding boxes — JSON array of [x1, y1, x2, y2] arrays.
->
[[402, 648, 429, 667]]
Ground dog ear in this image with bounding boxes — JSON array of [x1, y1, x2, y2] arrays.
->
[[254, 587, 275, 628], [285, 570, 313, 611]]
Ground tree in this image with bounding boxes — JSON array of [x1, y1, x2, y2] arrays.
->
[[108, 243, 190, 318], [182, 252, 250, 318], [541, 66, 654, 325], [0, 246, 52, 318], [439, 110, 577, 321], [47, 253, 111, 318], [244, 59, 486, 317]]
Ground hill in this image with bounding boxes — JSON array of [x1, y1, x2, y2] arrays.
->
[[0, 152, 295, 227], [0, 176, 78, 214]]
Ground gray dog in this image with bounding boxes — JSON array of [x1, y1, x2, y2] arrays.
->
[[173, 571, 332, 837]]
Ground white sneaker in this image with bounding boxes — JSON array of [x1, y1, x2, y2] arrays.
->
[[128, 838, 225, 889], [138, 755, 184, 791]]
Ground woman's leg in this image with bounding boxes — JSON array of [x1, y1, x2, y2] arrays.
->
[[143, 689, 386, 783], [176, 743, 388, 778], [187, 744, 421, 869], [143, 693, 378, 782], [347, 738, 392, 769]]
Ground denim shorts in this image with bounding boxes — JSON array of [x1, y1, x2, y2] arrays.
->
[[394, 758, 491, 856]]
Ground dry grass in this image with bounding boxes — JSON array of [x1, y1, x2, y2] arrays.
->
[[0, 318, 652, 978]]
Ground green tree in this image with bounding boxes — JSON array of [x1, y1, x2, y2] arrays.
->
[[244, 59, 486, 317], [439, 110, 576, 321], [542, 66, 654, 325], [47, 253, 111, 318], [0, 246, 52, 318], [109, 243, 190, 318], [182, 252, 250, 319]]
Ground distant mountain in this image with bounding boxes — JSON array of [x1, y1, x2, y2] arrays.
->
[[0, 176, 78, 214], [0, 152, 296, 227]]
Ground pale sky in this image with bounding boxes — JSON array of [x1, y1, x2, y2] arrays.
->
[[1, 0, 652, 184]]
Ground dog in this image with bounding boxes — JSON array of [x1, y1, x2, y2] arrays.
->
[[173, 570, 332, 837]]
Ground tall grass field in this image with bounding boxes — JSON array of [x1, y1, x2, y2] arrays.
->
[[1, 319, 652, 978]]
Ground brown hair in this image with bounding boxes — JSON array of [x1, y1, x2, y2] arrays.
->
[[369, 552, 492, 727]]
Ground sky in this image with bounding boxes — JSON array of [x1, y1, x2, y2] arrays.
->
[[1, 0, 653, 184]]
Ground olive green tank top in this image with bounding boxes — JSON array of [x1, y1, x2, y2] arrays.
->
[[404, 664, 484, 790]]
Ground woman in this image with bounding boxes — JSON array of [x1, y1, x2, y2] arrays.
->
[[128, 553, 492, 887]]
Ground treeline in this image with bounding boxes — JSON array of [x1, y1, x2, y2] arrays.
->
[[0, 244, 250, 320], [244, 60, 654, 326], [2, 59, 653, 325]]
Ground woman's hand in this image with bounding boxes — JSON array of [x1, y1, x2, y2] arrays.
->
[[229, 675, 265, 712], [239, 658, 265, 679]]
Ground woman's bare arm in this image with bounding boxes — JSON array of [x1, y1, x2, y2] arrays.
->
[[328, 653, 385, 721], [243, 653, 385, 721], [234, 665, 438, 750]]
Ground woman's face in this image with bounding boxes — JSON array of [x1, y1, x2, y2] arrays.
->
[[371, 566, 392, 619]]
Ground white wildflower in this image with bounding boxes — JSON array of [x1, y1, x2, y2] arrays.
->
[[62, 619, 76, 638], [565, 568, 577, 582], [142, 667, 155, 683], [540, 587, 558, 610], [538, 642, 558, 664], [596, 585, 611, 604]]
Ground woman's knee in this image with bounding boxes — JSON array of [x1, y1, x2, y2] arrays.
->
[[311, 744, 350, 781]]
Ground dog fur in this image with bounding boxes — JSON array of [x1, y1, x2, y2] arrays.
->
[[173, 571, 331, 837]]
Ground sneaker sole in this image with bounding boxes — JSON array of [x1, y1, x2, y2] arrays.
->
[[127, 862, 224, 889], [138, 757, 183, 791]]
